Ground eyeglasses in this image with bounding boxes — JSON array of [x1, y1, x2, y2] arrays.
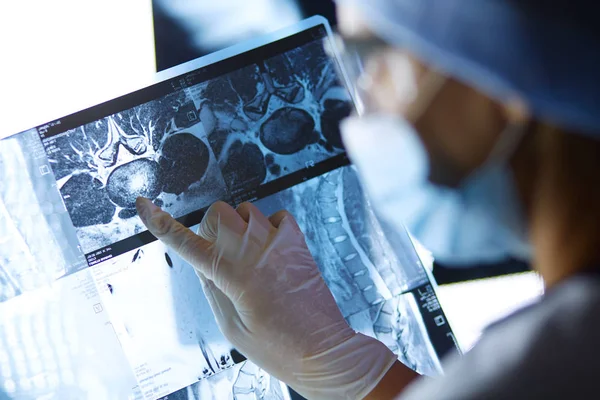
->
[[325, 33, 393, 115], [325, 33, 447, 120]]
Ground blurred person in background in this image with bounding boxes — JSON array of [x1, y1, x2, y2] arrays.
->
[[138, 0, 600, 398]]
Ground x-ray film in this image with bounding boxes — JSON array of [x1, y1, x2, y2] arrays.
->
[[0, 17, 458, 400]]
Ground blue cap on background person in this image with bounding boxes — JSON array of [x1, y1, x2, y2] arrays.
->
[[341, 0, 600, 136], [337, 0, 600, 267]]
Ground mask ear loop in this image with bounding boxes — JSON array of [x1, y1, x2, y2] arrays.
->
[[487, 99, 531, 164], [455, 120, 528, 200], [455, 117, 532, 253], [475, 118, 529, 177]]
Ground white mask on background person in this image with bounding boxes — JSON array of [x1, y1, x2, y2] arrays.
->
[[340, 114, 531, 266]]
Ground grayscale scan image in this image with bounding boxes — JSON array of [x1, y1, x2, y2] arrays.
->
[[254, 166, 440, 376], [38, 37, 351, 255], [41, 91, 229, 254], [0, 130, 87, 303], [193, 39, 351, 195]]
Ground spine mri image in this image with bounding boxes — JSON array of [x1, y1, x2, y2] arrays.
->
[[41, 38, 349, 255], [254, 166, 439, 377]]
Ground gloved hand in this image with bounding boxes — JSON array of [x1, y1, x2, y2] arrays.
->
[[136, 198, 398, 399]]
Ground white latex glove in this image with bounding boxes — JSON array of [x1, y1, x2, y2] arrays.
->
[[136, 198, 398, 399]]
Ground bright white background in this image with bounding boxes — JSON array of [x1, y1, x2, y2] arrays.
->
[[0, 0, 156, 139], [0, 0, 543, 352]]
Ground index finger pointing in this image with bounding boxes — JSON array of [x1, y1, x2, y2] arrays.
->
[[136, 197, 212, 275]]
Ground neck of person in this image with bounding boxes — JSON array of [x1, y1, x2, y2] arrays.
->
[[514, 123, 600, 289]]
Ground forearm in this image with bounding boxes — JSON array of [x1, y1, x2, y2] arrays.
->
[[365, 361, 421, 400]]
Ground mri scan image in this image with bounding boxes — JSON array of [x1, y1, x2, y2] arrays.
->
[[192, 39, 351, 195], [41, 93, 229, 254], [39, 37, 352, 256], [0, 130, 87, 303]]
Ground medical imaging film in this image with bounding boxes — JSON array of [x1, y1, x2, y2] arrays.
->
[[38, 35, 351, 256], [40, 92, 229, 255], [0, 20, 456, 400], [0, 130, 87, 303], [189, 38, 349, 197]]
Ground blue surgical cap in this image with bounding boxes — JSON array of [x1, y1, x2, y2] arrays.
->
[[343, 0, 600, 136]]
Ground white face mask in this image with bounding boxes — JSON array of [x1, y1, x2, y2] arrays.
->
[[340, 114, 531, 266]]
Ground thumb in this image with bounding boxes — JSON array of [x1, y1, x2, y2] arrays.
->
[[136, 197, 214, 277]]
